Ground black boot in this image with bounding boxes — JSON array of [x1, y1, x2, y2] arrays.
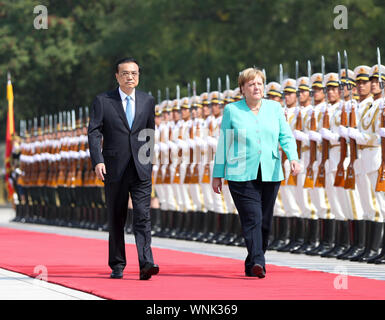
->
[[201, 211, 215, 242], [158, 210, 170, 238], [355, 221, 384, 262], [191, 212, 205, 241], [288, 217, 306, 253], [195, 211, 208, 242], [185, 211, 199, 241], [222, 214, 238, 245], [164, 210, 175, 238], [150, 208, 157, 236], [349, 220, 372, 261], [271, 217, 290, 250], [372, 223, 385, 264], [168, 211, 179, 239], [267, 216, 280, 250], [315, 219, 336, 256], [293, 219, 320, 254], [209, 213, 225, 244], [174, 211, 185, 239], [339, 220, 366, 260], [204, 211, 219, 243], [179, 211, 193, 240], [277, 217, 298, 252], [321, 220, 350, 258], [232, 215, 245, 246], [318, 219, 337, 256], [217, 214, 232, 245], [151, 208, 162, 236]]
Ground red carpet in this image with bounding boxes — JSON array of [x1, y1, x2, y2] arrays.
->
[[0, 227, 384, 300]]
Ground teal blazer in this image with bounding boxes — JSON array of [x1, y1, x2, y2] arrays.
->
[[212, 98, 298, 182]]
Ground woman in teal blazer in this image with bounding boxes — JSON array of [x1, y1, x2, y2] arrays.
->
[[212, 68, 300, 278]]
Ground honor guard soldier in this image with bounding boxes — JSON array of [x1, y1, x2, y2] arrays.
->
[[220, 88, 242, 245], [159, 99, 179, 237], [287, 76, 320, 254], [335, 68, 367, 260], [151, 103, 163, 235], [205, 90, 229, 244], [346, 64, 385, 262], [265, 81, 287, 249], [302, 73, 335, 256], [266, 82, 283, 105], [275, 78, 306, 252], [343, 65, 376, 261], [368, 62, 385, 264], [316, 72, 354, 258]]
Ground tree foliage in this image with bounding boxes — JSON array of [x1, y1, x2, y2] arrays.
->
[[0, 0, 384, 139]]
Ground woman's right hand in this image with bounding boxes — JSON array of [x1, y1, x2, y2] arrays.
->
[[212, 177, 222, 194]]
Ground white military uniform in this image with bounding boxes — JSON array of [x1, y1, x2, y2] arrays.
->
[[348, 66, 377, 221], [279, 79, 303, 218], [302, 74, 330, 220]]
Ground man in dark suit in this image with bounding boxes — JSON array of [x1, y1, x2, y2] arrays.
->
[[88, 57, 159, 280]]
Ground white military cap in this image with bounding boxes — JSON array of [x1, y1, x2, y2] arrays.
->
[[266, 82, 282, 97], [354, 65, 371, 81]]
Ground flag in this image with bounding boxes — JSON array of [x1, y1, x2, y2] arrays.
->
[[5, 72, 15, 202]]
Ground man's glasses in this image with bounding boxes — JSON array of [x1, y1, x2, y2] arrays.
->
[[120, 71, 139, 78]]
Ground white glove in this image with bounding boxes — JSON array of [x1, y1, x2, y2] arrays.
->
[[338, 125, 349, 139], [293, 129, 309, 143], [379, 127, 385, 138], [308, 130, 322, 143], [320, 128, 339, 143], [348, 127, 367, 144], [380, 100, 385, 110], [345, 99, 357, 113]]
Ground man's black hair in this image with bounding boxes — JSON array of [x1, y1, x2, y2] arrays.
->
[[115, 57, 141, 73]]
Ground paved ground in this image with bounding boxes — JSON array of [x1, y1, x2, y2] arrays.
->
[[1, 207, 384, 300]]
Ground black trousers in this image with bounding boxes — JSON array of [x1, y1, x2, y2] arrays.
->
[[228, 167, 280, 272], [104, 158, 154, 271]]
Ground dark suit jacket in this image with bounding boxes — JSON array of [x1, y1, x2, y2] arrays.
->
[[88, 88, 155, 183]]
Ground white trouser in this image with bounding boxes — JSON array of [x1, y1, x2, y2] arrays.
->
[[198, 163, 213, 212], [324, 171, 351, 221], [189, 182, 203, 212], [210, 162, 226, 213], [154, 184, 166, 210], [308, 155, 329, 219], [222, 182, 236, 214], [366, 171, 385, 222], [179, 164, 194, 211], [273, 189, 286, 217], [280, 159, 302, 218]]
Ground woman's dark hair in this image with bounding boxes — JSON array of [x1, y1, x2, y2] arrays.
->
[[115, 57, 141, 74]]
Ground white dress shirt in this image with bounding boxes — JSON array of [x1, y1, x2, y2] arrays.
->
[[118, 87, 136, 120]]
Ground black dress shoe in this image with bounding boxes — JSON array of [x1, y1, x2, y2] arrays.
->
[[140, 263, 159, 280], [245, 264, 265, 278], [110, 269, 123, 279]]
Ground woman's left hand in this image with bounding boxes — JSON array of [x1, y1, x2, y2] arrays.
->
[[290, 160, 301, 176]]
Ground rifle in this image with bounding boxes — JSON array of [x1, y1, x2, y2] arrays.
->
[[189, 124, 200, 184], [303, 110, 317, 188], [315, 108, 329, 187], [172, 126, 183, 184], [201, 121, 213, 184], [343, 50, 357, 190], [376, 106, 385, 191], [344, 104, 357, 189], [162, 126, 173, 184], [334, 51, 348, 187], [303, 60, 316, 188], [375, 47, 385, 191], [315, 56, 329, 188]]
